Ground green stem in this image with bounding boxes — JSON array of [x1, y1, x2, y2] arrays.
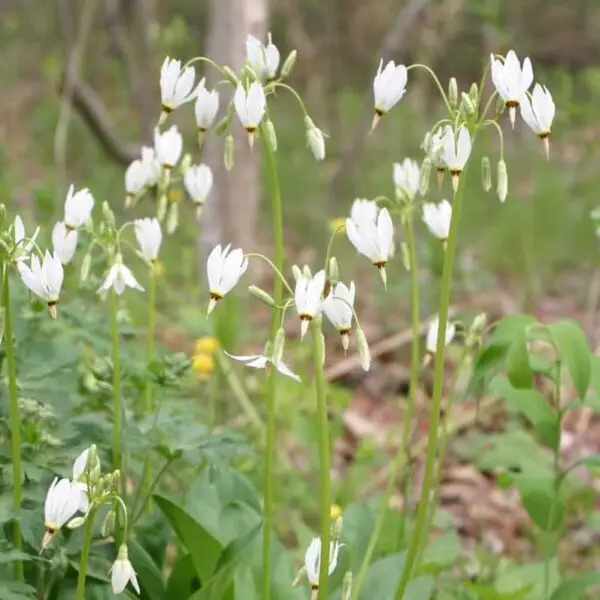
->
[[312, 318, 331, 600], [416, 347, 470, 563], [544, 360, 562, 600], [110, 289, 121, 475], [3, 265, 23, 580], [140, 272, 156, 508], [394, 170, 468, 600], [260, 120, 285, 600], [75, 507, 97, 600], [351, 215, 421, 600]]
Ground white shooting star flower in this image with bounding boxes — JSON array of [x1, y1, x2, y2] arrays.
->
[[323, 281, 356, 353], [425, 314, 456, 357], [234, 82, 266, 145], [160, 57, 198, 116], [225, 351, 301, 382], [304, 537, 341, 589], [110, 544, 140, 595], [441, 126, 472, 191], [345, 199, 394, 287], [98, 254, 144, 296], [154, 126, 183, 170], [42, 477, 82, 548], [52, 222, 78, 265], [294, 269, 326, 339], [206, 244, 248, 315], [372, 59, 407, 128], [13, 215, 40, 262], [64, 185, 94, 230], [393, 158, 420, 201], [194, 79, 220, 132], [520, 83, 555, 159], [134, 218, 163, 262], [422, 200, 452, 241], [184, 164, 213, 217], [246, 32, 280, 80], [490, 50, 533, 127], [18, 251, 64, 318]]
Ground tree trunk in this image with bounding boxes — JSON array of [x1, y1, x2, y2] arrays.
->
[[200, 0, 267, 260]]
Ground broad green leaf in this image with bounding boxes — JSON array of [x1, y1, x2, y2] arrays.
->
[[495, 560, 560, 600], [420, 532, 461, 570], [0, 582, 36, 600], [506, 331, 533, 389], [491, 378, 559, 448], [357, 553, 405, 600], [576, 454, 600, 470], [154, 493, 222, 583], [550, 571, 600, 600], [547, 320, 591, 400], [466, 342, 509, 397], [166, 554, 200, 599], [492, 314, 538, 344], [187, 523, 262, 600], [127, 539, 166, 600], [514, 474, 565, 532]]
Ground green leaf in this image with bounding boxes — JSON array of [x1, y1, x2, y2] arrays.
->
[[491, 378, 559, 448], [550, 571, 600, 600], [492, 314, 538, 344], [0, 582, 36, 600], [506, 331, 533, 389], [127, 539, 166, 600], [547, 320, 591, 400], [577, 454, 600, 470], [154, 493, 222, 583], [187, 522, 261, 600], [420, 532, 461, 570], [166, 554, 200, 599], [514, 473, 565, 532], [495, 560, 560, 600]]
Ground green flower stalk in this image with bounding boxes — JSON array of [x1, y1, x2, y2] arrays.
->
[[2, 265, 24, 580]]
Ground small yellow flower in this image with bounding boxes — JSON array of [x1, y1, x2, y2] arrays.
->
[[330, 504, 343, 521], [329, 218, 346, 235], [194, 336, 219, 355], [167, 188, 184, 204], [153, 261, 165, 277], [192, 354, 215, 378]]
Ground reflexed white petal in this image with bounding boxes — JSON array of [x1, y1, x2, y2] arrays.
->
[[393, 159, 420, 200], [195, 82, 220, 129], [426, 315, 456, 353], [52, 222, 78, 264], [273, 360, 301, 381], [134, 218, 162, 261], [184, 164, 213, 204], [154, 125, 183, 167], [323, 281, 355, 330], [422, 200, 452, 240], [44, 477, 81, 531], [373, 59, 407, 113], [64, 185, 95, 229]]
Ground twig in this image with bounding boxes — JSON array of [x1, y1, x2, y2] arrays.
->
[[54, 0, 100, 187]]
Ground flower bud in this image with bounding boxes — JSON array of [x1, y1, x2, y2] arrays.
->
[[481, 156, 492, 192], [448, 77, 458, 107], [157, 193, 168, 221], [263, 340, 273, 358], [419, 156, 432, 196], [328, 257, 339, 286], [180, 153, 192, 173], [497, 159, 508, 203], [356, 328, 371, 372], [281, 50, 298, 79], [80, 252, 92, 283], [67, 516, 86, 530], [166, 202, 179, 234], [102, 201, 116, 228], [222, 65, 238, 85], [213, 115, 231, 137], [332, 514, 343, 538], [460, 92, 475, 116], [264, 119, 278, 151], [111, 470, 121, 492], [400, 242, 411, 271], [319, 330, 326, 366], [272, 328, 286, 364], [101, 509, 116, 538], [469, 82, 479, 105], [248, 285, 275, 307], [342, 572, 353, 600], [302, 265, 312, 279], [224, 134, 234, 172]]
